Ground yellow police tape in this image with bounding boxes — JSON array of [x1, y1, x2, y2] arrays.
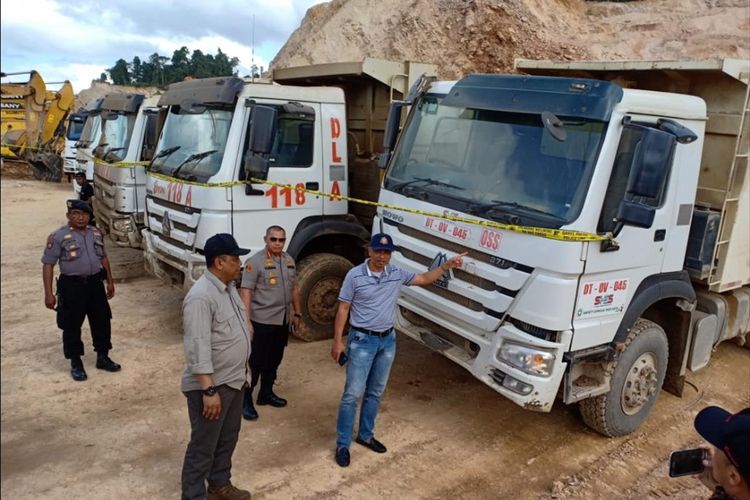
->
[[11, 144, 613, 242], [57, 150, 612, 243], [78, 150, 149, 167], [143, 170, 612, 243]]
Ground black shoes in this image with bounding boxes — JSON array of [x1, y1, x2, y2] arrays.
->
[[256, 393, 287, 407], [355, 436, 387, 454], [70, 359, 87, 382], [335, 447, 350, 467], [96, 354, 121, 372], [243, 392, 258, 420]]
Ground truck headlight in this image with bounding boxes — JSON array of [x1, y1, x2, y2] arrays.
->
[[498, 342, 555, 377], [112, 219, 130, 232], [190, 263, 206, 282]]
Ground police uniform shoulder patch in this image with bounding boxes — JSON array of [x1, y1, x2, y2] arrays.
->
[[244, 263, 253, 272], [46, 234, 54, 249]]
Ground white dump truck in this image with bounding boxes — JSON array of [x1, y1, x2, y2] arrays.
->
[[141, 59, 436, 341], [73, 98, 103, 194], [375, 59, 749, 436], [62, 111, 86, 181], [92, 93, 160, 247]]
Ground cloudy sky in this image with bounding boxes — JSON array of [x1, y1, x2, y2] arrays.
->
[[1, 0, 326, 92]]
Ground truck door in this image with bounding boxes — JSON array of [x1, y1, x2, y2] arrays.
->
[[230, 100, 324, 245], [572, 116, 692, 348]]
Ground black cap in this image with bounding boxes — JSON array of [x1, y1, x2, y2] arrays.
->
[[694, 406, 750, 482], [204, 233, 250, 264], [66, 199, 93, 215], [74, 171, 86, 178], [369, 232, 398, 252]]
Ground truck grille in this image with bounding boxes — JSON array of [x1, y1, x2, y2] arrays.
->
[[386, 220, 533, 318]]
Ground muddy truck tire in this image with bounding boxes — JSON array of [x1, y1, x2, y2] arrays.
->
[[294, 253, 353, 342], [580, 318, 668, 437]]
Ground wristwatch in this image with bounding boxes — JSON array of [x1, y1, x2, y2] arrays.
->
[[202, 386, 217, 396], [294, 313, 302, 318]]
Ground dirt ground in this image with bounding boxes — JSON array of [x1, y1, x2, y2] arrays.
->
[[1, 178, 749, 500]]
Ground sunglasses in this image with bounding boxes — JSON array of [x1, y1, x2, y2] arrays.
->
[[268, 237, 286, 243]]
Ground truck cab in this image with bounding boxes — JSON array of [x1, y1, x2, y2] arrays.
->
[[74, 98, 104, 194], [92, 93, 160, 247], [142, 60, 437, 341], [377, 59, 749, 435], [62, 112, 86, 180]]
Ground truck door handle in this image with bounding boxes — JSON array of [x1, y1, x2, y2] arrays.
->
[[654, 229, 666, 242], [305, 182, 319, 190]]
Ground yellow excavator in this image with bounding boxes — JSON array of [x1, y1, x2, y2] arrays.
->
[[1, 70, 74, 181]]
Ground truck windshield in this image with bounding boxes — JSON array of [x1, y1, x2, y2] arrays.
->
[[79, 115, 102, 148], [99, 113, 137, 162], [149, 106, 233, 182], [66, 119, 85, 141], [385, 95, 606, 226]]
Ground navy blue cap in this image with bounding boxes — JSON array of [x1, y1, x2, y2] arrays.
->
[[66, 199, 93, 215], [369, 233, 398, 252], [694, 406, 750, 482], [204, 233, 250, 263], [74, 171, 86, 178]]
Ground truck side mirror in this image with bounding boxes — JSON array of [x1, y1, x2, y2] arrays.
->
[[244, 105, 277, 194], [616, 200, 655, 229], [378, 102, 403, 169], [615, 126, 675, 230], [628, 127, 675, 199]]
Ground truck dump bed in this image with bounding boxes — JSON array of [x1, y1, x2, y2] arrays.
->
[[271, 58, 437, 228], [516, 59, 749, 293]]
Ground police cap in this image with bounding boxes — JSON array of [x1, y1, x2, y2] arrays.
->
[[67, 199, 93, 215]]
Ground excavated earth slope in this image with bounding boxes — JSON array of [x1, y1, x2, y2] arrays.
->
[[271, 0, 750, 77]]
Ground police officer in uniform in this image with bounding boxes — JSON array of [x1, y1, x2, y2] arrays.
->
[[239, 225, 302, 420], [74, 171, 96, 227], [42, 200, 121, 381]]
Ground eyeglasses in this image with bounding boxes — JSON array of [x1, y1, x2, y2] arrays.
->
[[268, 237, 286, 243]]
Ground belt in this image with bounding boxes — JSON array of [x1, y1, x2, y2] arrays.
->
[[351, 326, 393, 337], [60, 273, 102, 283]]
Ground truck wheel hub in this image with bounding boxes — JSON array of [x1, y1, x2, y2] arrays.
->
[[306, 277, 341, 325], [621, 352, 658, 416]]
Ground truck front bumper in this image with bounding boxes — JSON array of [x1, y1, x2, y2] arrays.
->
[[395, 293, 571, 412], [141, 228, 205, 292]]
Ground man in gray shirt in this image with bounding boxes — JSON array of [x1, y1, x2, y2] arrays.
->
[[180, 233, 252, 500]]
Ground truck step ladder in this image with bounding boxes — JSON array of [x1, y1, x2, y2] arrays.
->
[[708, 80, 750, 291]]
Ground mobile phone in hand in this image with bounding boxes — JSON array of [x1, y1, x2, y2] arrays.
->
[[669, 448, 705, 477], [338, 353, 348, 366]]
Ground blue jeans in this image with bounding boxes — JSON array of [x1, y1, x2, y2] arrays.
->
[[336, 328, 396, 449]]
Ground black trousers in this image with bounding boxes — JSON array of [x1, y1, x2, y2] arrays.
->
[[56, 273, 112, 359], [181, 385, 244, 500], [249, 321, 288, 397]]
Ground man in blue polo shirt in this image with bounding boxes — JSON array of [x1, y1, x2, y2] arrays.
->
[[330, 232, 465, 467]]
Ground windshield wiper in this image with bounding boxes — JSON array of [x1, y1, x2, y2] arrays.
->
[[392, 177, 464, 193], [154, 145, 181, 159], [171, 149, 217, 178], [149, 145, 182, 173], [470, 200, 564, 221]]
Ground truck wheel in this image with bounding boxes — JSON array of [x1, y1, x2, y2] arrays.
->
[[294, 253, 353, 342], [580, 318, 668, 437]]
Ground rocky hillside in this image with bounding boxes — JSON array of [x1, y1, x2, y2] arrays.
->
[[271, 0, 750, 78]]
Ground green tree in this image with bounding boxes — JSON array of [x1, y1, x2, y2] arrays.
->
[[98, 72, 108, 83], [130, 56, 143, 83], [108, 58, 130, 85], [169, 46, 190, 82]]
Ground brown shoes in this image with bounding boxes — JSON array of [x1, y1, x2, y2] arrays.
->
[[207, 483, 251, 500]]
